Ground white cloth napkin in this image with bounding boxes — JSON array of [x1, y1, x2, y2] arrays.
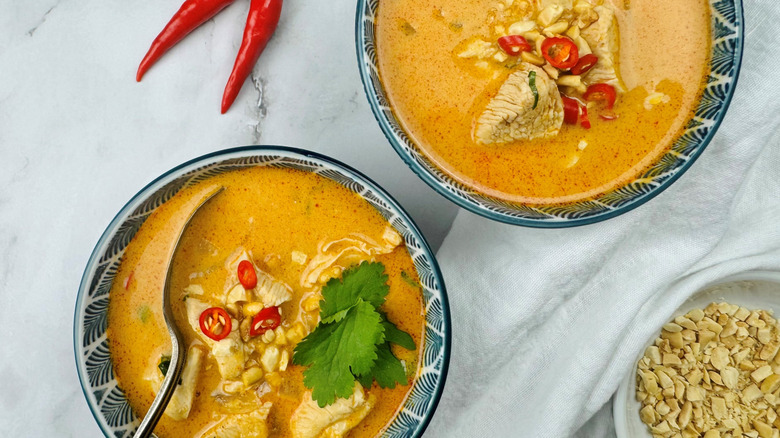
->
[[427, 2, 780, 436]]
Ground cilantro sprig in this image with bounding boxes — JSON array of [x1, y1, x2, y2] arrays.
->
[[292, 261, 416, 407]]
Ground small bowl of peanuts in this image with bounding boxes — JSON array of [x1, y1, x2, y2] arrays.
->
[[614, 272, 780, 438]]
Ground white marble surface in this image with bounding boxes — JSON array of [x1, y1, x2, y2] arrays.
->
[[0, 0, 458, 435]]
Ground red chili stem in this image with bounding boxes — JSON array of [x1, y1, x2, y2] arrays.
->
[[221, 0, 283, 113], [137, 0, 237, 82]]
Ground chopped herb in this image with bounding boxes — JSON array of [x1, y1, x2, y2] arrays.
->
[[449, 22, 463, 32], [400, 20, 416, 36], [181, 294, 189, 302], [292, 262, 416, 407], [405, 356, 418, 381], [528, 71, 539, 109], [157, 355, 182, 384], [138, 305, 152, 323], [400, 270, 421, 290], [158, 355, 171, 376]]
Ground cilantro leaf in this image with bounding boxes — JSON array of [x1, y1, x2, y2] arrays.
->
[[382, 318, 416, 351], [319, 262, 389, 321], [320, 303, 356, 325], [356, 342, 408, 389], [292, 261, 417, 407], [293, 299, 385, 407]]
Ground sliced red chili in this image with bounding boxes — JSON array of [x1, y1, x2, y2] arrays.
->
[[583, 83, 617, 110], [497, 35, 532, 56], [570, 54, 598, 75], [199, 307, 232, 341], [541, 37, 579, 70], [561, 95, 580, 125], [250, 306, 281, 336], [580, 105, 591, 129], [237, 260, 258, 289], [123, 271, 134, 290]]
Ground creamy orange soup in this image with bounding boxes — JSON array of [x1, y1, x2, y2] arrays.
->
[[376, 0, 711, 204], [107, 166, 425, 437]]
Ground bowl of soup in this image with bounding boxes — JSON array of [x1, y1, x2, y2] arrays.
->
[[357, 0, 743, 226], [73, 146, 451, 437]]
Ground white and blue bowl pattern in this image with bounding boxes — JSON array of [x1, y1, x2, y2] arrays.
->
[[356, 0, 744, 227], [74, 146, 451, 438]]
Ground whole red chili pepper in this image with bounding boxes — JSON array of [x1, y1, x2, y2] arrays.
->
[[221, 0, 283, 113], [136, 0, 237, 82]]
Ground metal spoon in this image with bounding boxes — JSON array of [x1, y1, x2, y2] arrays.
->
[[133, 185, 224, 438]]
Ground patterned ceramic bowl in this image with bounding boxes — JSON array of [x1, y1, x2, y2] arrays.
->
[[73, 146, 451, 437], [356, 0, 744, 227]]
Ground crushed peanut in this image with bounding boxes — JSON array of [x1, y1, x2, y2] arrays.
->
[[637, 302, 780, 438]]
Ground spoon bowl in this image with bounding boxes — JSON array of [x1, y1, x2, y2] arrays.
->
[[132, 185, 223, 438]]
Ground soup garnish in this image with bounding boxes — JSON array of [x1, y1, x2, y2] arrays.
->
[[293, 261, 415, 407]]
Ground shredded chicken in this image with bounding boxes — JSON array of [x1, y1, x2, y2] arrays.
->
[[225, 249, 292, 307], [198, 402, 273, 438], [580, 5, 625, 91], [146, 345, 205, 421], [300, 226, 402, 289], [475, 62, 564, 144], [185, 298, 245, 380], [290, 383, 377, 438]]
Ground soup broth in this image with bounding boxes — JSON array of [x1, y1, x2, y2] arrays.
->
[[376, 0, 710, 204], [107, 166, 425, 437]]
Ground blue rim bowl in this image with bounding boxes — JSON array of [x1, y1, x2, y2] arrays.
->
[[356, 0, 744, 227], [73, 146, 451, 438]]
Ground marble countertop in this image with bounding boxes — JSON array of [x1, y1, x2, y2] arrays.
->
[[0, 0, 458, 435]]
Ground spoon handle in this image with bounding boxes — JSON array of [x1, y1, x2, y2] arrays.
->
[[133, 185, 224, 438]]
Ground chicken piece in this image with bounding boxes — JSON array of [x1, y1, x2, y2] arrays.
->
[[226, 250, 292, 307], [457, 38, 496, 59], [474, 63, 564, 144], [300, 227, 402, 289], [290, 383, 377, 438], [186, 298, 245, 380], [164, 345, 205, 420], [580, 5, 626, 91], [198, 402, 272, 438], [146, 345, 205, 421], [255, 271, 293, 307]]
